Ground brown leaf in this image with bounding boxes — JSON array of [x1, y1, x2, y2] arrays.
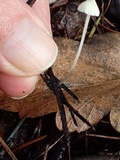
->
[[0, 33, 120, 118], [56, 79, 120, 132], [110, 106, 120, 133], [51, 0, 85, 40], [51, 0, 69, 8]]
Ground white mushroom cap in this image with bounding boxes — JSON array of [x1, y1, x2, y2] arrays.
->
[[49, 0, 57, 4], [78, 0, 100, 16]]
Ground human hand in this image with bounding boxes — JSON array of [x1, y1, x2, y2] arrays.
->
[[0, 0, 58, 99]]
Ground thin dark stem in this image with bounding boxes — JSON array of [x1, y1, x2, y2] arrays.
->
[[60, 83, 79, 102], [54, 87, 71, 160], [41, 68, 71, 160], [62, 93, 93, 129], [41, 67, 93, 159], [27, 0, 36, 7]]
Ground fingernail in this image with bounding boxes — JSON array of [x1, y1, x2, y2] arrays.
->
[[2, 17, 58, 76]]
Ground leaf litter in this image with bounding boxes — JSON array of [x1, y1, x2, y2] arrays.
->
[[1, 0, 120, 159], [1, 33, 120, 132], [56, 79, 120, 132]]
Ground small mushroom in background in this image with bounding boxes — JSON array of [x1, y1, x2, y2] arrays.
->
[[49, 0, 57, 4], [61, 0, 100, 83]]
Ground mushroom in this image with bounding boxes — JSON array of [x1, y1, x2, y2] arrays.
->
[[49, 0, 57, 4], [61, 0, 100, 82]]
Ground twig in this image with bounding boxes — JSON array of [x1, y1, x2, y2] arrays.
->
[[33, 134, 64, 160], [0, 137, 18, 160], [13, 135, 46, 152], [43, 144, 49, 160], [86, 133, 120, 140], [6, 118, 25, 142]]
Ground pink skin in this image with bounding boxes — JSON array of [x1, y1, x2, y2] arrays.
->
[[0, 0, 58, 99]]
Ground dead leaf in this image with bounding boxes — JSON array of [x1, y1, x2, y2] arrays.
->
[[51, 0, 68, 8], [51, 0, 85, 40], [56, 80, 120, 132], [110, 105, 120, 132], [0, 33, 120, 119]]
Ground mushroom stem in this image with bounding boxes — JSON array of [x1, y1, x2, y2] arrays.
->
[[60, 14, 90, 83]]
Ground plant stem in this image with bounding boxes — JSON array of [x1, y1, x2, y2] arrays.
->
[[60, 14, 90, 83]]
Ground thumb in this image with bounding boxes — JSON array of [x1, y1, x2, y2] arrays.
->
[[0, 0, 58, 98], [0, 73, 40, 99], [0, 0, 58, 76]]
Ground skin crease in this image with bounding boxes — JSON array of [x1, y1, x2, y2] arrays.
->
[[0, 0, 58, 99]]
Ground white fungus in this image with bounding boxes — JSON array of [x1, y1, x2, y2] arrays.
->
[[61, 0, 100, 83]]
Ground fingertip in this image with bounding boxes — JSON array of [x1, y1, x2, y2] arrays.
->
[[0, 73, 40, 99], [2, 17, 58, 76]]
